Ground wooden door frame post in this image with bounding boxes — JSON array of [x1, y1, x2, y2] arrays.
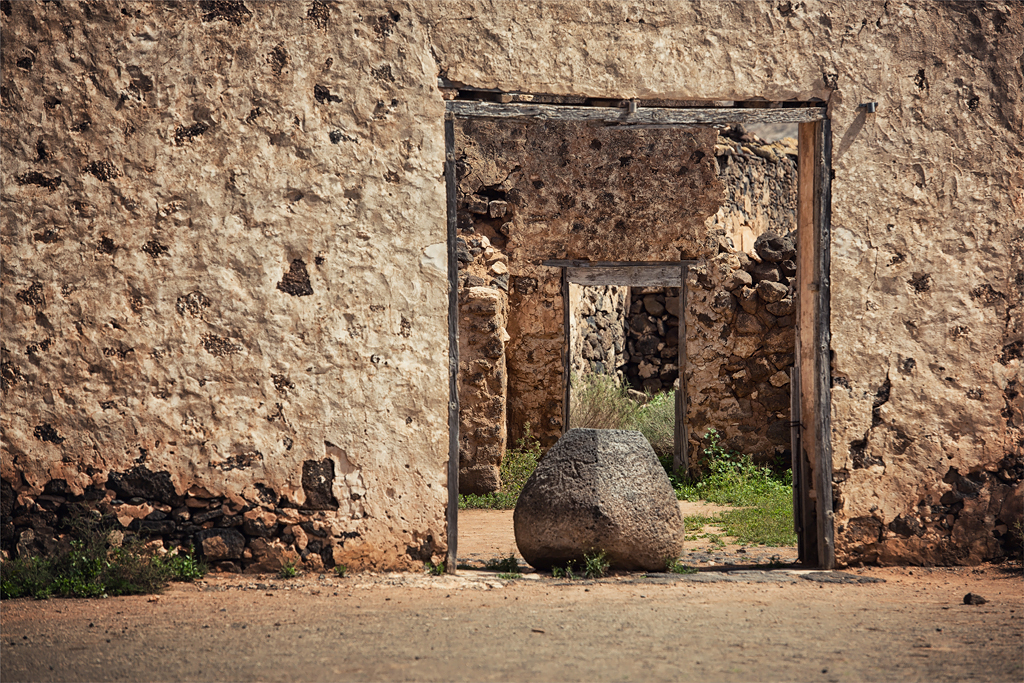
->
[[797, 119, 835, 569], [444, 113, 460, 574]]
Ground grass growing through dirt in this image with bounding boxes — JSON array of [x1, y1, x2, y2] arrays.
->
[[678, 429, 797, 547], [0, 516, 206, 600], [460, 425, 543, 510]]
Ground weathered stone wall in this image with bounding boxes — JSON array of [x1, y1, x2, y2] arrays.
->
[[3, 1, 1022, 567], [456, 118, 722, 447], [1, 1, 451, 571], [707, 128, 799, 253], [433, 0, 1024, 566], [686, 234, 797, 465], [623, 288, 681, 395], [456, 275, 509, 493], [568, 284, 628, 383]]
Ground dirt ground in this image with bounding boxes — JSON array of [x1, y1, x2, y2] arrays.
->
[[2, 509, 1022, 683]]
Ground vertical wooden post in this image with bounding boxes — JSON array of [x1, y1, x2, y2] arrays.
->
[[797, 120, 835, 569], [562, 268, 571, 433], [814, 119, 836, 569], [444, 113, 460, 574], [673, 266, 689, 474]]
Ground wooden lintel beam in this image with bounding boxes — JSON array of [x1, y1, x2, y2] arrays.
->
[[542, 260, 700, 268], [446, 100, 825, 124]]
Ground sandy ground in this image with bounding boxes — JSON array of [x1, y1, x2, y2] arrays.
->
[[1, 509, 1022, 683], [458, 502, 798, 569]]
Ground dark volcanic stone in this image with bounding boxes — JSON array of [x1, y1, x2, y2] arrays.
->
[[513, 429, 684, 571], [106, 467, 183, 507]]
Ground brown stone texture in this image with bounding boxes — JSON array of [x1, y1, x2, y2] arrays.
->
[[568, 284, 628, 383], [1, 1, 450, 571], [456, 118, 721, 445], [1, 1, 1022, 568], [708, 131, 799, 253], [457, 285, 509, 494], [686, 239, 796, 466]]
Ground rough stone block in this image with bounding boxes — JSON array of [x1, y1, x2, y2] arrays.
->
[[514, 429, 684, 571]]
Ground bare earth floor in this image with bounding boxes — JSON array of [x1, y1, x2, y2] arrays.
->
[[1, 509, 1022, 683]]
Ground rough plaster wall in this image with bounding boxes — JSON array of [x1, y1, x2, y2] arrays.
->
[[1, 1, 449, 570], [430, 0, 1023, 564], [2, 0, 1021, 568], [456, 118, 721, 446]]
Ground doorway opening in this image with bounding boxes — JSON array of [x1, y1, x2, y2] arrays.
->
[[444, 90, 834, 572]]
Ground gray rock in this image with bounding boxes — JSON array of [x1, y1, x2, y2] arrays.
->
[[643, 294, 666, 316], [737, 286, 759, 314], [723, 269, 752, 292], [754, 232, 796, 263], [757, 280, 789, 303], [513, 429, 685, 571], [197, 528, 246, 561], [766, 297, 795, 316], [748, 261, 781, 283]]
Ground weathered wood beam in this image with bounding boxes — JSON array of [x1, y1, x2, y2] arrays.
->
[[447, 100, 826, 124], [542, 260, 700, 268], [566, 265, 684, 287], [444, 113, 460, 574]]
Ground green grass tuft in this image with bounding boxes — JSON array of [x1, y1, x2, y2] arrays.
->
[[484, 554, 520, 574], [1, 516, 206, 600], [460, 424, 543, 510]]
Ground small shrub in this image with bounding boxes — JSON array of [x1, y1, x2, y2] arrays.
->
[[156, 545, 206, 582], [278, 562, 298, 579], [497, 572, 520, 580], [460, 424, 543, 510], [0, 515, 200, 600], [665, 559, 698, 575], [484, 554, 520, 574], [583, 550, 609, 579], [424, 559, 446, 576], [551, 563, 578, 580], [569, 373, 643, 432], [634, 390, 675, 457], [333, 564, 348, 578]]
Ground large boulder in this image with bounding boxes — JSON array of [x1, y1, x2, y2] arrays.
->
[[513, 429, 685, 571]]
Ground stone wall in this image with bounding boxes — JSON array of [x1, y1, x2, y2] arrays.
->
[[456, 118, 722, 448], [707, 126, 799, 253], [568, 284, 628, 383], [1, 1, 451, 571], [686, 233, 797, 465], [623, 288, 681, 395], [2, 1, 1021, 568], [456, 237, 509, 494]]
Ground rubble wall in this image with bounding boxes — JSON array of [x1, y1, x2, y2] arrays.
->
[[434, 0, 1024, 565], [568, 284, 629, 383]]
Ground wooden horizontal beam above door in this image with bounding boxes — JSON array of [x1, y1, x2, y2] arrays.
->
[[566, 265, 685, 287], [447, 100, 826, 125]]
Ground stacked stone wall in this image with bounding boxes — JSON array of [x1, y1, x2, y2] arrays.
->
[[568, 284, 628, 382], [686, 233, 798, 465], [622, 288, 681, 394]]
